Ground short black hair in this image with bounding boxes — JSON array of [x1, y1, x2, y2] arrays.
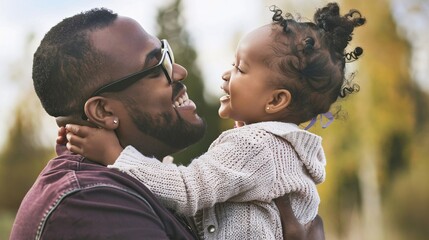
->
[[32, 8, 118, 116]]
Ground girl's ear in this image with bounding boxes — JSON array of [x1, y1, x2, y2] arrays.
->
[[84, 96, 120, 130], [265, 89, 292, 114]]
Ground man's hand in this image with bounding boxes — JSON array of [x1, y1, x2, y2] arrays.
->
[[306, 215, 325, 240], [274, 195, 325, 240]]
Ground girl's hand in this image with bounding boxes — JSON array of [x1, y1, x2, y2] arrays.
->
[[234, 121, 245, 128], [56, 126, 68, 145], [65, 124, 123, 166]]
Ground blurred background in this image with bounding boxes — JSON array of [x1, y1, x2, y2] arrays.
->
[[1, 0, 428, 239]]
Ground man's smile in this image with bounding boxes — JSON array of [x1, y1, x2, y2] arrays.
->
[[172, 84, 196, 110], [173, 91, 193, 108]]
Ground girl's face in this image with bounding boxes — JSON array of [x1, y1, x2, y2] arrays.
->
[[219, 24, 279, 124]]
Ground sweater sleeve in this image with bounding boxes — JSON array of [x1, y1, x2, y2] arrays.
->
[[108, 130, 276, 216]]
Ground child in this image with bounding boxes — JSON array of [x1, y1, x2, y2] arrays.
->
[[65, 3, 365, 239]]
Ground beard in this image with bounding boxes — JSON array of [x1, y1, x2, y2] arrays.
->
[[125, 104, 206, 150]]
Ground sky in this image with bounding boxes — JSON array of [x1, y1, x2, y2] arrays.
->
[[0, 0, 428, 148], [391, 0, 429, 91]]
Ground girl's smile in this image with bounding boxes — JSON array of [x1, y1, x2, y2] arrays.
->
[[217, 24, 283, 124]]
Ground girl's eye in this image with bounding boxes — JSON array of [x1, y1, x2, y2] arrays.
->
[[232, 63, 243, 73]]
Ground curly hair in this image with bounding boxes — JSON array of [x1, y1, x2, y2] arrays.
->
[[32, 8, 118, 117], [267, 2, 365, 124]]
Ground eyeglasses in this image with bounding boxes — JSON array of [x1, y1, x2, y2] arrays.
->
[[82, 39, 174, 119], [90, 39, 174, 97]]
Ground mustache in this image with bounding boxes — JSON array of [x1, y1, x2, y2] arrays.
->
[[172, 82, 185, 100]]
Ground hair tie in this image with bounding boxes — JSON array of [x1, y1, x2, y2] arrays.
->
[[344, 47, 363, 63], [304, 112, 334, 130], [303, 37, 315, 54]]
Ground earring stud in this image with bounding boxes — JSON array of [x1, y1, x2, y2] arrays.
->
[[113, 119, 118, 125], [266, 107, 270, 110]]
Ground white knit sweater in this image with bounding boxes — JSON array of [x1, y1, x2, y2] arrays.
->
[[109, 122, 326, 240]]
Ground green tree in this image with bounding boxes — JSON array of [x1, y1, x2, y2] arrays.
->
[[316, 1, 417, 239], [0, 33, 54, 239], [308, 1, 429, 239], [0, 93, 53, 211], [269, 1, 429, 239]]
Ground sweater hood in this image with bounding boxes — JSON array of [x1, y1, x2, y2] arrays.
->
[[253, 122, 326, 184]]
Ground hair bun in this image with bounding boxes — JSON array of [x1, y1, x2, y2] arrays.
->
[[314, 2, 366, 56], [303, 37, 315, 54]]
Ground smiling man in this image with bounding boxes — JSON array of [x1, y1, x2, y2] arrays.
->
[[10, 8, 204, 239]]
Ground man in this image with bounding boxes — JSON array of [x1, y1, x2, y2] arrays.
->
[[10, 8, 323, 239]]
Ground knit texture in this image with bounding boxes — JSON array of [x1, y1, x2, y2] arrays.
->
[[109, 121, 326, 240]]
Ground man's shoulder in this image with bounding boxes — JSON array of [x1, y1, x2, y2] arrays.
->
[[39, 169, 196, 240], [21, 151, 159, 215], [11, 152, 163, 240], [51, 146, 150, 190], [38, 184, 169, 239]]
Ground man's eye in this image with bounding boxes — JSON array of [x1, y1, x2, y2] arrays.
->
[[148, 67, 162, 77]]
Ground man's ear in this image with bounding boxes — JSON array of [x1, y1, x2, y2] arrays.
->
[[265, 89, 292, 114], [84, 96, 120, 130]]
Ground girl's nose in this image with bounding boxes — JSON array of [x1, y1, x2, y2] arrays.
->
[[172, 63, 188, 82], [221, 71, 230, 81]]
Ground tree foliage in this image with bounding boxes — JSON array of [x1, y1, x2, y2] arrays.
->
[[278, 1, 429, 239], [0, 93, 53, 211], [0, 33, 54, 214]]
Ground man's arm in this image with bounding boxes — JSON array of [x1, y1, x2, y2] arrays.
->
[[307, 215, 325, 240], [275, 195, 325, 240]]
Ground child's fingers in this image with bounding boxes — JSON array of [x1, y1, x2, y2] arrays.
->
[[56, 135, 66, 145], [65, 124, 80, 135], [65, 124, 90, 137], [66, 142, 83, 155], [56, 127, 67, 145], [65, 132, 87, 155], [58, 126, 66, 136], [234, 121, 245, 128], [66, 132, 85, 146]]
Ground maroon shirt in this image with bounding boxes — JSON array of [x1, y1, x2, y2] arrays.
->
[[10, 145, 197, 240]]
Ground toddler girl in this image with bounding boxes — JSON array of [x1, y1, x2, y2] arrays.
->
[[65, 2, 365, 239]]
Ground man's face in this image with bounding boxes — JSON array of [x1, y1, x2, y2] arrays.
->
[[90, 16, 205, 157], [124, 81, 206, 150]]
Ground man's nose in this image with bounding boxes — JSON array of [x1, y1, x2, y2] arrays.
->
[[172, 63, 188, 82]]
